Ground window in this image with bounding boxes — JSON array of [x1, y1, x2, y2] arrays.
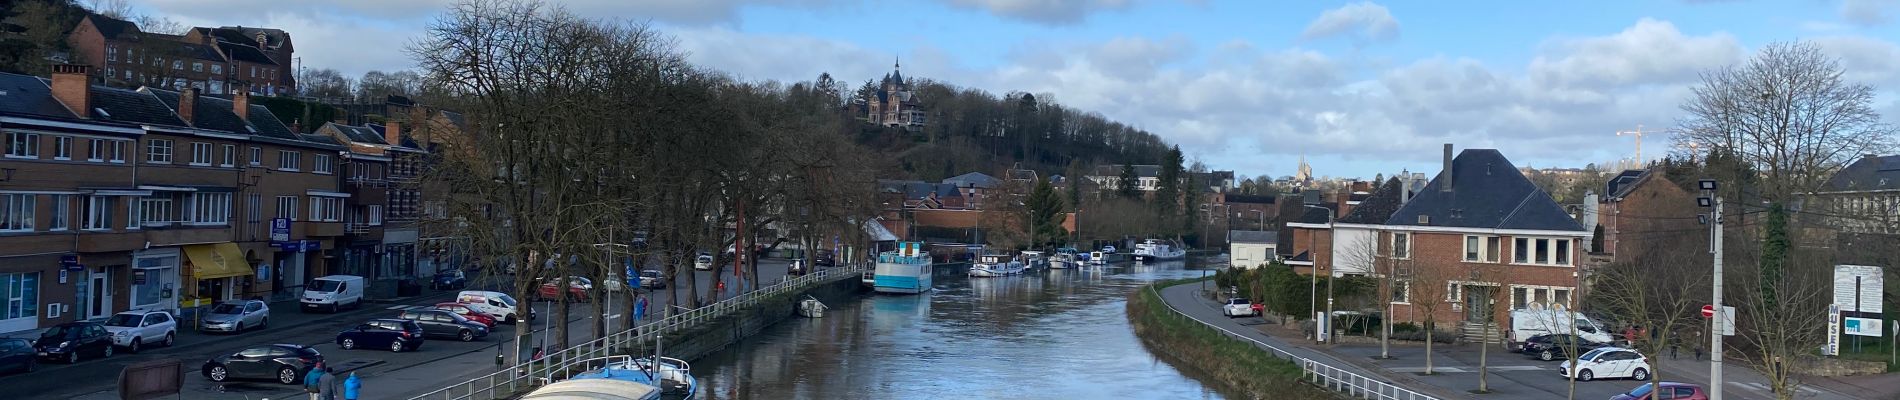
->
[[138, 195, 174, 227], [313, 154, 333, 174], [1535, 238, 1549, 264], [1390, 281, 1409, 303], [126, 196, 140, 229], [1465, 236, 1479, 261], [52, 136, 71, 160], [211, 64, 222, 74], [49, 195, 68, 231], [124, 69, 132, 80], [172, 60, 182, 70], [369, 205, 383, 226], [0, 193, 35, 231], [1553, 289, 1571, 306], [110, 140, 125, 163], [275, 196, 297, 221], [2, 272, 39, 321], [249, 66, 256, 78], [249, 147, 261, 166], [1445, 283, 1463, 302], [192, 62, 203, 72], [146, 139, 173, 163], [1555, 240, 1570, 265], [7, 132, 38, 158], [1514, 237, 1530, 263], [1512, 287, 1529, 310], [1512, 237, 1574, 266], [106, 67, 115, 78], [191, 193, 231, 224], [82, 196, 111, 230], [1487, 236, 1501, 262], [190, 142, 213, 165], [1391, 232, 1410, 259], [221, 145, 235, 167], [277, 150, 300, 171], [310, 196, 343, 222], [107, 45, 118, 61], [246, 193, 261, 223], [1465, 235, 1501, 262]]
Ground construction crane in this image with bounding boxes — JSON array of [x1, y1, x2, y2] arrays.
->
[[1616, 125, 1650, 166]]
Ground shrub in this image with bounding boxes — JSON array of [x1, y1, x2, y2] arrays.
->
[[1393, 322, 1420, 333]]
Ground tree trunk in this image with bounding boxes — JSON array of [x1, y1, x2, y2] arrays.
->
[[1479, 322, 1490, 392], [1425, 323, 1435, 375], [556, 285, 571, 351]]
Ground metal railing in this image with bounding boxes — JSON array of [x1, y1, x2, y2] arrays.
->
[[410, 262, 870, 400], [1150, 285, 1438, 400]]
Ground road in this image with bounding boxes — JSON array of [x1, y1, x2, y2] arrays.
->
[[6, 260, 795, 400], [1157, 283, 1863, 400]]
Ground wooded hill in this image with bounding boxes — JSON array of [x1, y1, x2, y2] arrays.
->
[[853, 78, 1173, 181]]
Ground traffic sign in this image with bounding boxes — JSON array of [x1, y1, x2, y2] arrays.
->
[[1701, 304, 1716, 318]]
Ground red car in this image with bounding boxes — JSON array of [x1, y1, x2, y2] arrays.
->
[[1250, 303, 1264, 316], [1611, 382, 1707, 400], [431, 303, 498, 328], [537, 276, 593, 302]]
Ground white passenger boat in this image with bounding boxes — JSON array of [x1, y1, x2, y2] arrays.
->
[[1088, 251, 1110, 265], [537, 355, 695, 400], [1049, 248, 1079, 269], [1131, 239, 1186, 262], [968, 254, 1026, 277], [874, 242, 933, 294]]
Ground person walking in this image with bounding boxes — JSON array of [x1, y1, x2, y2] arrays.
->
[[317, 366, 341, 400], [634, 294, 648, 321], [304, 363, 325, 400], [343, 372, 361, 400]]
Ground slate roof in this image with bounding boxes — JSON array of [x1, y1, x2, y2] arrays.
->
[[299, 134, 339, 145], [942, 172, 999, 188], [1229, 230, 1278, 244], [144, 88, 251, 134], [245, 104, 299, 139], [0, 74, 76, 118], [325, 122, 386, 145], [85, 14, 140, 39], [1336, 178, 1405, 225], [1604, 170, 1646, 199], [1820, 155, 1900, 192], [91, 86, 186, 127], [1383, 149, 1586, 232], [218, 41, 278, 64]]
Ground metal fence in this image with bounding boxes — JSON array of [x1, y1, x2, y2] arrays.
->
[[1149, 285, 1439, 400], [410, 262, 870, 400]]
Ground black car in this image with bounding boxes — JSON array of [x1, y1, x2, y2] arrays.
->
[[814, 249, 836, 268], [202, 344, 323, 385], [397, 309, 490, 342], [35, 322, 112, 363], [432, 269, 468, 290], [1524, 334, 1609, 361], [0, 338, 36, 374], [337, 319, 425, 352]]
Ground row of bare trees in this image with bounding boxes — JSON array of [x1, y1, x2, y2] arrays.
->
[[406, 0, 883, 363]]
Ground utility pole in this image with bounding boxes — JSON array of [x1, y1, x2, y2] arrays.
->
[[1617, 125, 1649, 167], [1698, 179, 1724, 400]]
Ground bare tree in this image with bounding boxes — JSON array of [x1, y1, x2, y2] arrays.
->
[[1405, 258, 1457, 375], [1585, 234, 1710, 394]]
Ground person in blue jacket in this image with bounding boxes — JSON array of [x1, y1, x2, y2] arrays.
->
[[343, 372, 361, 400]]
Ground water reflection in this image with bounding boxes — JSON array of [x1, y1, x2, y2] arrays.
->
[[691, 261, 1233, 400]]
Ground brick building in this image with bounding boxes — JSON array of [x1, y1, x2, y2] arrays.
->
[[65, 14, 292, 95], [0, 65, 340, 335], [1598, 168, 1702, 264]]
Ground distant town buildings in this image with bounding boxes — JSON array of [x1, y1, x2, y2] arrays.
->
[[864, 60, 926, 130], [65, 14, 297, 95]]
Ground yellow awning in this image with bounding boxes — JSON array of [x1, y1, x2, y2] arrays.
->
[[185, 243, 252, 280]]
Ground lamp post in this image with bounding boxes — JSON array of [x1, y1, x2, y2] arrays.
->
[[1302, 202, 1334, 342], [1696, 178, 1724, 400]]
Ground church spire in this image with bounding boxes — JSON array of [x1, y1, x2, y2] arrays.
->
[[895, 56, 901, 70]]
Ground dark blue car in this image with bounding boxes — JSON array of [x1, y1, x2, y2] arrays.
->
[[336, 319, 425, 352], [0, 338, 35, 374]]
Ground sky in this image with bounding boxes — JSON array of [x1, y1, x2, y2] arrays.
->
[[129, 0, 1900, 181]]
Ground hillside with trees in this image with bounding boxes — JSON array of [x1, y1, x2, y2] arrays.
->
[[856, 79, 1173, 181]]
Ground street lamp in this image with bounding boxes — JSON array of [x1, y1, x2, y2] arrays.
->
[[1696, 178, 1725, 400], [1301, 202, 1335, 343]]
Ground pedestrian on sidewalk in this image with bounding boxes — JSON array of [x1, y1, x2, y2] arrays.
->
[[635, 295, 648, 321], [317, 366, 341, 400], [304, 362, 325, 400], [343, 372, 361, 400]]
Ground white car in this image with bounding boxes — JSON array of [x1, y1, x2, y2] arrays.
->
[[457, 290, 528, 324], [1102, 245, 1118, 253], [694, 253, 715, 271], [102, 310, 177, 353], [1222, 298, 1255, 318], [1558, 347, 1651, 382]]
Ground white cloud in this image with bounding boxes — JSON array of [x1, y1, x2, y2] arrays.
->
[[939, 0, 1137, 25], [1300, 2, 1399, 43], [1842, 0, 1898, 27], [1528, 18, 1741, 89]]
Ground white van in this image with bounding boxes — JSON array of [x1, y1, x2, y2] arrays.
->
[[301, 275, 366, 313], [1508, 308, 1613, 351], [457, 290, 529, 324]]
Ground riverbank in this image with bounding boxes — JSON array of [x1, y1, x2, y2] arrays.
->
[[1126, 278, 1336, 400]]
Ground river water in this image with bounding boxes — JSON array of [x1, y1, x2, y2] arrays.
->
[[689, 260, 1234, 400]]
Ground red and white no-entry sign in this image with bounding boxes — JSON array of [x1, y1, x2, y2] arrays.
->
[[1701, 304, 1716, 318]]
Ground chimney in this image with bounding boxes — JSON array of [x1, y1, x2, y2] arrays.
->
[[50, 64, 93, 118], [232, 85, 251, 120], [1440, 143, 1454, 193], [178, 88, 198, 125], [385, 121, 403, 145]]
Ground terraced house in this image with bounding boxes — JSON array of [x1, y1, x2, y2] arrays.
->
[[0, 65, 342, 335]]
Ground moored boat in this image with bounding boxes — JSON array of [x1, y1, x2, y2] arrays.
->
[[1131, 239, 1186, 262], [968, 253, 1026, 277], [536, 355, 695, 400], [874, 242, 933, 294]]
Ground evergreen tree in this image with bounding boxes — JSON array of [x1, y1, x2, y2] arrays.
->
[[1026, 179, 1069, 247], [1117, 163, 1140, 199], [1156, 146, 1185, 216]]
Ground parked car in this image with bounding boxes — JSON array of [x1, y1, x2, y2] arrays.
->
[[1508, 309, 1613, 351], [638, 269, 667, 289], [457, 290, 529, 324], [1611, 382, 1708, 400], [694, 252, 715, 271], [0, 338, 35, 374], [1558, 347, 1651, 382], [538, 276, 593, 301], [302, 275, 366, 313], [336, 319, 425, 352], [432, 269, 468, 290], [1222, 298, 1255, 317], [1102, 245, 1117, 253], [788, 259, 808, 276], [202, 300, 270, 333], [397, 309, 490, 342], [35, 322, 113, 363], [202, 344, 323, 384], [814, 249, 836, 268], [432, 302, 499, 327], [102, 310, 177, 353], [1522, 333, 1609, 361]]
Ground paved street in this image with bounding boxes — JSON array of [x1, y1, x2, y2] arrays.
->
[[4, 260, 795, 400], [1158, 283, 1870, 400]]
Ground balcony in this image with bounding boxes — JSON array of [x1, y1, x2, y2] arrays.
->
[[301, 221, 345, 237], [144, 225, 232, 247]]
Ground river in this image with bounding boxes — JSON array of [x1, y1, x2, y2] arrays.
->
[[688, 260, 1235, 400]]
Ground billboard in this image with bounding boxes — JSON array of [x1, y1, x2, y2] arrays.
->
[[1833, 265, 1883, 314]]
